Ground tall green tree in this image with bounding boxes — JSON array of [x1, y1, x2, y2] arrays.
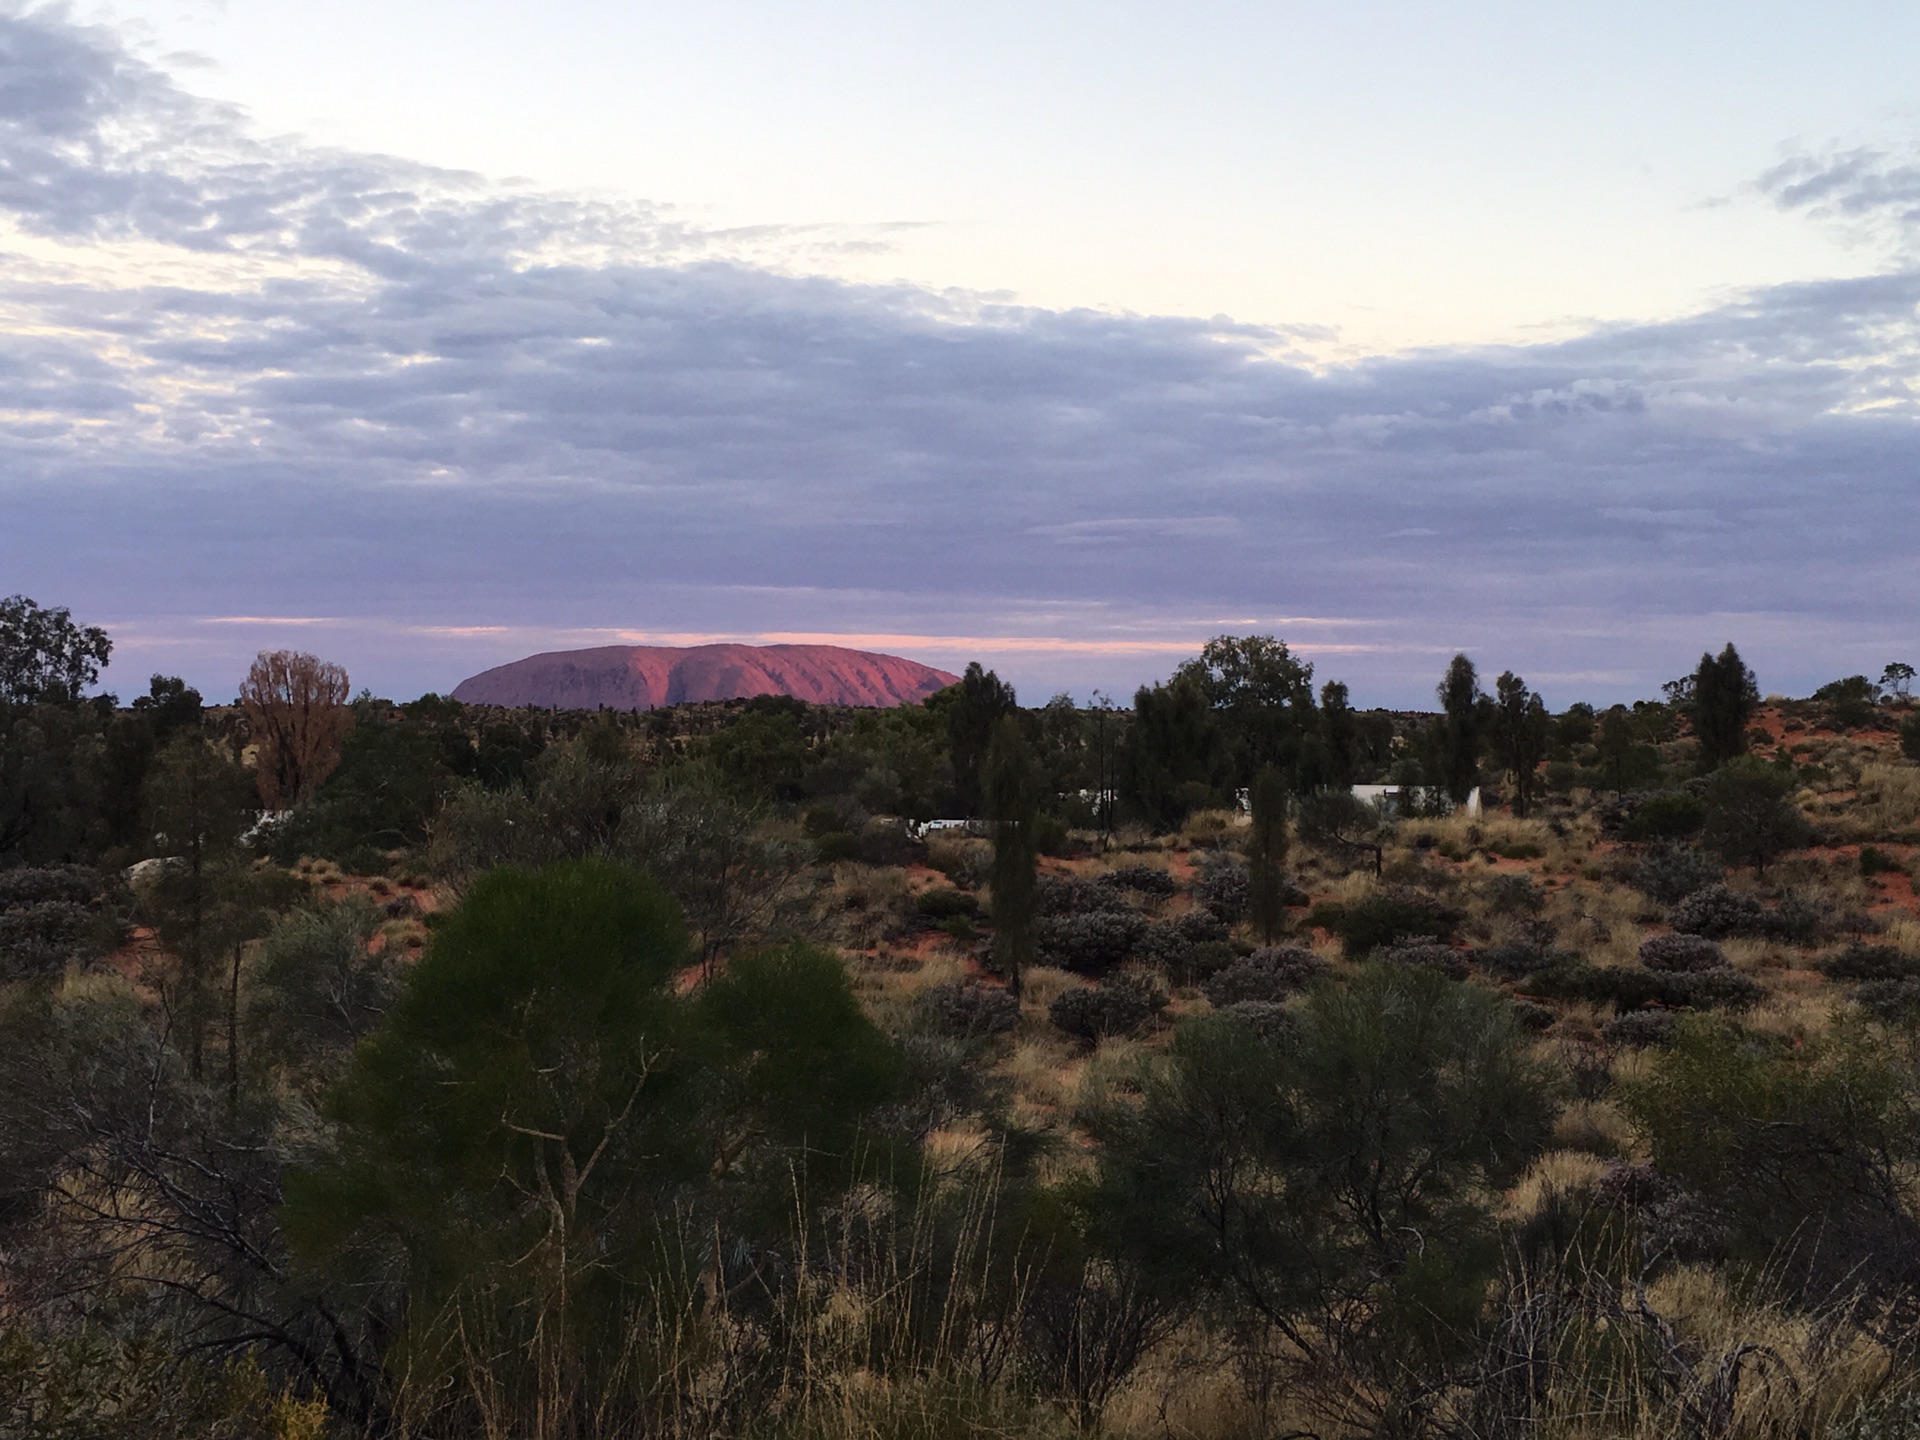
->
[[1246, 765, 1290, 943], [985, 716, 1039, 997], [1120, 670, 1228, 829], [1433, 653, 1489, 804], [1488, 671, 1551, 817], [1318, 680, 1358, 786], [1175, 634, 1318, 789], [142, 733, 258, 1080], [0, 594, 112, 706], [1690, 642, 1759, 771], [942, 662, 1017, 816]]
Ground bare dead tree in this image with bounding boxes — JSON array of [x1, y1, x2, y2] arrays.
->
[[238, 651, 352, 809]]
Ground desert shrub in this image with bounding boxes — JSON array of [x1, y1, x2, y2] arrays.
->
[[1480, 873, 1545, 916], [1525, 962, 1759, 1012], [1632, 841, 1724, 904], [1701, 759, 1815, 871], [1669, 883, 1772, 939], [913, 887, 980, 923], [853, 822, 923, 868], [1903, 713, 1920, 763], [1136, 910, 1232, 983], [1622, 1015, 1920, 1292], [1770, 891, 1833, 945], [1544, 759, 1578, 796], [1203, 945, 1327, 1006], [918, 979, 1020, 1037], [1851, 978, 1920, 1024], [1638, 933, 1728, 973], [1098, 864, 1178, 899], [1681, 968, 1767, 1011], [1590, 1161, 1727, 1262], [0, 901, 98, 979], [1511, 998, 1556, 1032], [254, 896, 393, 1051], [1035, 874, 1132, 918], [1048, 971, 1167, 1042], [925, 838, 990, 889], [1619, 790, 1706, 841], [1861, 845, 1908, 878], [1311, 885, 1459, 956], [1379, 937, 1470, 980], [1215, 999, 1294, 1041], [1475, 940, 1576, 978], [1192, 852, 1249, 924], [1823, 943, 1920, 983], [1035, 909, 1150, 977], [1488, 838, 1544, 860], [0, 865, 116, 980], [1604, 1009, 1680, 1049], [0, 864, 101, 910]]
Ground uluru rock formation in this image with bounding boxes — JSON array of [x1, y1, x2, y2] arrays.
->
[[451, 643, 959, 711]]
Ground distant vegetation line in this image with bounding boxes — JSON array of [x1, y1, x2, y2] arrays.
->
[[4, 592, 1920, 1438]]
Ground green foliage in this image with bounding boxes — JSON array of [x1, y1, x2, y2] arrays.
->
[[706, 704, 810, 800], [253, 896, 394, 1060], [0, 594, 111, 706], [1048, 972, 1166, 1042], [1690, 642, 1760, 771], [0, 701, 115, 865], [1700, 757, 1813, 871], [1621, 1015, 1920, 1280], [1119, 670, 1226, 829], [1632, 839, 1723, 903], [1817, 674, 1884, 730], [695, 941, 907, 1182], [285, 863, 905, 1418], [284, 860, 696, 1294], [1036, 909, 1149, 977], [1523, 958, 1764, 1012], [1490, 670, 1551, 816], [1434, 652, 1489, 803], [0, 1325, 302, 1439], [943, 662, 1017, 816], [1594, 703, 1666, 793], [1901, 712, 1920, 763], [0, 865, 120, 981], [1309, 884, 1458, 956], [1172, 634, 1320, 789], [1862, 845, 1907, 878], [1088, 963, 1553, 1416], [1294, 785, 1389, 875], [1618, 789, 1705, 840], [268, 713, 455, 869]]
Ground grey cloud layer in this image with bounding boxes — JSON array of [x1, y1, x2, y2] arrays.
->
[[0, 8, 1915, 704]]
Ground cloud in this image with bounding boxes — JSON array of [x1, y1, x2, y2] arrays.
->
[[0, 8, 1916, 706]]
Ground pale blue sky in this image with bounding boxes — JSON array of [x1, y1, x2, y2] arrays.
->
[[98, 0, 1919, 348], [3, 3, 1918, 706]]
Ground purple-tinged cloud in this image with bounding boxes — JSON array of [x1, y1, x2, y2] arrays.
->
[[0, 8, 1915, 708]]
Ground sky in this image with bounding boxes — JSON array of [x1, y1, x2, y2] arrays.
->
[[2, 2, 1918, 707]]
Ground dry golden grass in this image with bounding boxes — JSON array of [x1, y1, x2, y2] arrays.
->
[[1553, 1099, 1634, 1159], [1503, 1149, 1611, 1221], [1181, 808, 1248, 847], [1857, 761, 1920, 837], [1002, 1035, 1082, 1121], [1884, 915, 1920, 954], [826, 862, 912, 949]]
